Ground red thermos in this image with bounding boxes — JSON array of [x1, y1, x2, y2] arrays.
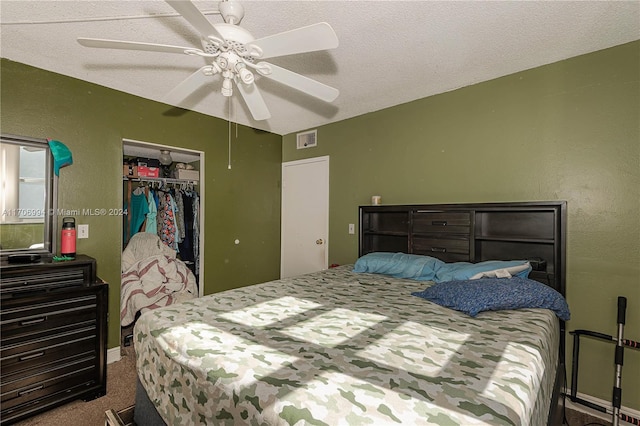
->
[[61, 217, 76, 258]]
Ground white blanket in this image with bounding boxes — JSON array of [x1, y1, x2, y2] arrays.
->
[[121, 233, 176, 273], [120, 234, 197, 326]]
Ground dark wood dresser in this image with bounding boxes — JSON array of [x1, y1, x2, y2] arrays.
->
[[0, 255, 108, 425]]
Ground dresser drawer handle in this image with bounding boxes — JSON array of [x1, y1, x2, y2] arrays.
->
[[19, 351, 45, 362], [20, 317, 47, 326], [432, 220, 447, 226], [18, 384, 44, 396], [430, 247, 447, 253]]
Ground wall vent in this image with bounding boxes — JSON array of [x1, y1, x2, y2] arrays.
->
[[296, 130, 317, 149]]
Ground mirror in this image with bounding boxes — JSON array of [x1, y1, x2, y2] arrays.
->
[[0, 134, 57, 257]]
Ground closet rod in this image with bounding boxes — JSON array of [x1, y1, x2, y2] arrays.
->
[[123, 176, 199, 185]]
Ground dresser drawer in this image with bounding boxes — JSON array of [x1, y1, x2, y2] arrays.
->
[[2, 315, 96, 349], [0, 355, 97, 411], [1, 380, 99, 425], [0, 269, 89, 297], [1, 326, 97, 375], [412, 211, 471, 234], [1, 348, 97, 389], [1, 292, 98, 340], [413, 236, 470, 262]]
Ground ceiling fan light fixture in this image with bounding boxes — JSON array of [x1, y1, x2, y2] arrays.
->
[[159, 150, 173, 165], [216, 56, 229, 69], [222, 78, 233, 96], [238, 67, 254, 84]]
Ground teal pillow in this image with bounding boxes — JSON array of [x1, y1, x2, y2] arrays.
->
[[353, 252, 531, 283], [353, 252, 445, 281]]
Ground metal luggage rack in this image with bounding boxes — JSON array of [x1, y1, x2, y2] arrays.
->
[[569, 296, 639, 425]]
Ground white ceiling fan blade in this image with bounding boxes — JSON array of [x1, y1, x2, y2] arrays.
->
[[162, 66, 214, 105], [166, 0, 224, 42], [257, 62, 339, 102], [247, 22, 338, 60], [78, 38, 202, 55], [234, 81, 271, 121]]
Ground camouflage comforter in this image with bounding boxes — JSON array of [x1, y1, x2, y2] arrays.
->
[[134, 266, 559, 425]]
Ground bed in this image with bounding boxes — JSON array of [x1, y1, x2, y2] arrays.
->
[[132, 201, 568, 426]]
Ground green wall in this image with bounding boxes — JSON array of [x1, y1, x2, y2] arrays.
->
[[283, 41, 640, 410], [1, 59, 283, 350]]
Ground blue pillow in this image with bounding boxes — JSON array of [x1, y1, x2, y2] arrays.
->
[[353, 252, 531, 283], [411, 277, 570, 320], [353, 252, 445, 281]]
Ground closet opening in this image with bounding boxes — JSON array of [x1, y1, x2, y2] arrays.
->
[[120, 138, 204, 348]]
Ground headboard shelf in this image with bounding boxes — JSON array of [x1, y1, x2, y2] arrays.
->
[[359, 201, 567, 295], [475, 236, 555, 243], [362, 230, 408, 236]]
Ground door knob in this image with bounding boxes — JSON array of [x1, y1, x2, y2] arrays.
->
[[316, 239, 324, 245]]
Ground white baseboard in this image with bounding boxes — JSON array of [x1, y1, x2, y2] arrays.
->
[[107, 346, 121, 364], [564, 389, 640, 422]]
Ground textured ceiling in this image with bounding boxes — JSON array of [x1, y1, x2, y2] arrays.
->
[[1, 1, 639, 136]]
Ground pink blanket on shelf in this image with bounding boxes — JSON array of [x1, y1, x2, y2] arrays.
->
[[120, 254, 197, 326]]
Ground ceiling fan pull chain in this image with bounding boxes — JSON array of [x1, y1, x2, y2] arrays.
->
[[228, 96, 232, 170]]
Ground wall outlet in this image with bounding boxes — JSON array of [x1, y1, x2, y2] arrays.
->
[[78, 224, 89, 239], [348, 223, 355, 234]]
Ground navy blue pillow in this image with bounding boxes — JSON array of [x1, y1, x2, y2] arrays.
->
[[411, 277, 570, 320]]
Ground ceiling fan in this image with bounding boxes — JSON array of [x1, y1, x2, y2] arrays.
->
[[77, 0, 339, 121]]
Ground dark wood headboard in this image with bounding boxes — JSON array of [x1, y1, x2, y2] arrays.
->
[[359, 201, 567, 296]]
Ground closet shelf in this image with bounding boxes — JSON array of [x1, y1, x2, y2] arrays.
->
[[123, 176, 199, 185]]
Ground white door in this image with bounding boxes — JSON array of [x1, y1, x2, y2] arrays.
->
[[281, 156, 329, 278]]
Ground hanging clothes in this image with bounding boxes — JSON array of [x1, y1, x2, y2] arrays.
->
[[124, 178, 200, 280], [128, 186, 149, 239], [169, 191, 181, 246], [191, 191, 200, 275], [178, 191, 195, 264], [157, 190, 178, 251], [174, 189, 186, 242], [144, 189, 158, 235]]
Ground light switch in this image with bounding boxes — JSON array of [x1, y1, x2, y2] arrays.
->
[[78, 224, 89, 239], [348, 224, 355, 234]]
